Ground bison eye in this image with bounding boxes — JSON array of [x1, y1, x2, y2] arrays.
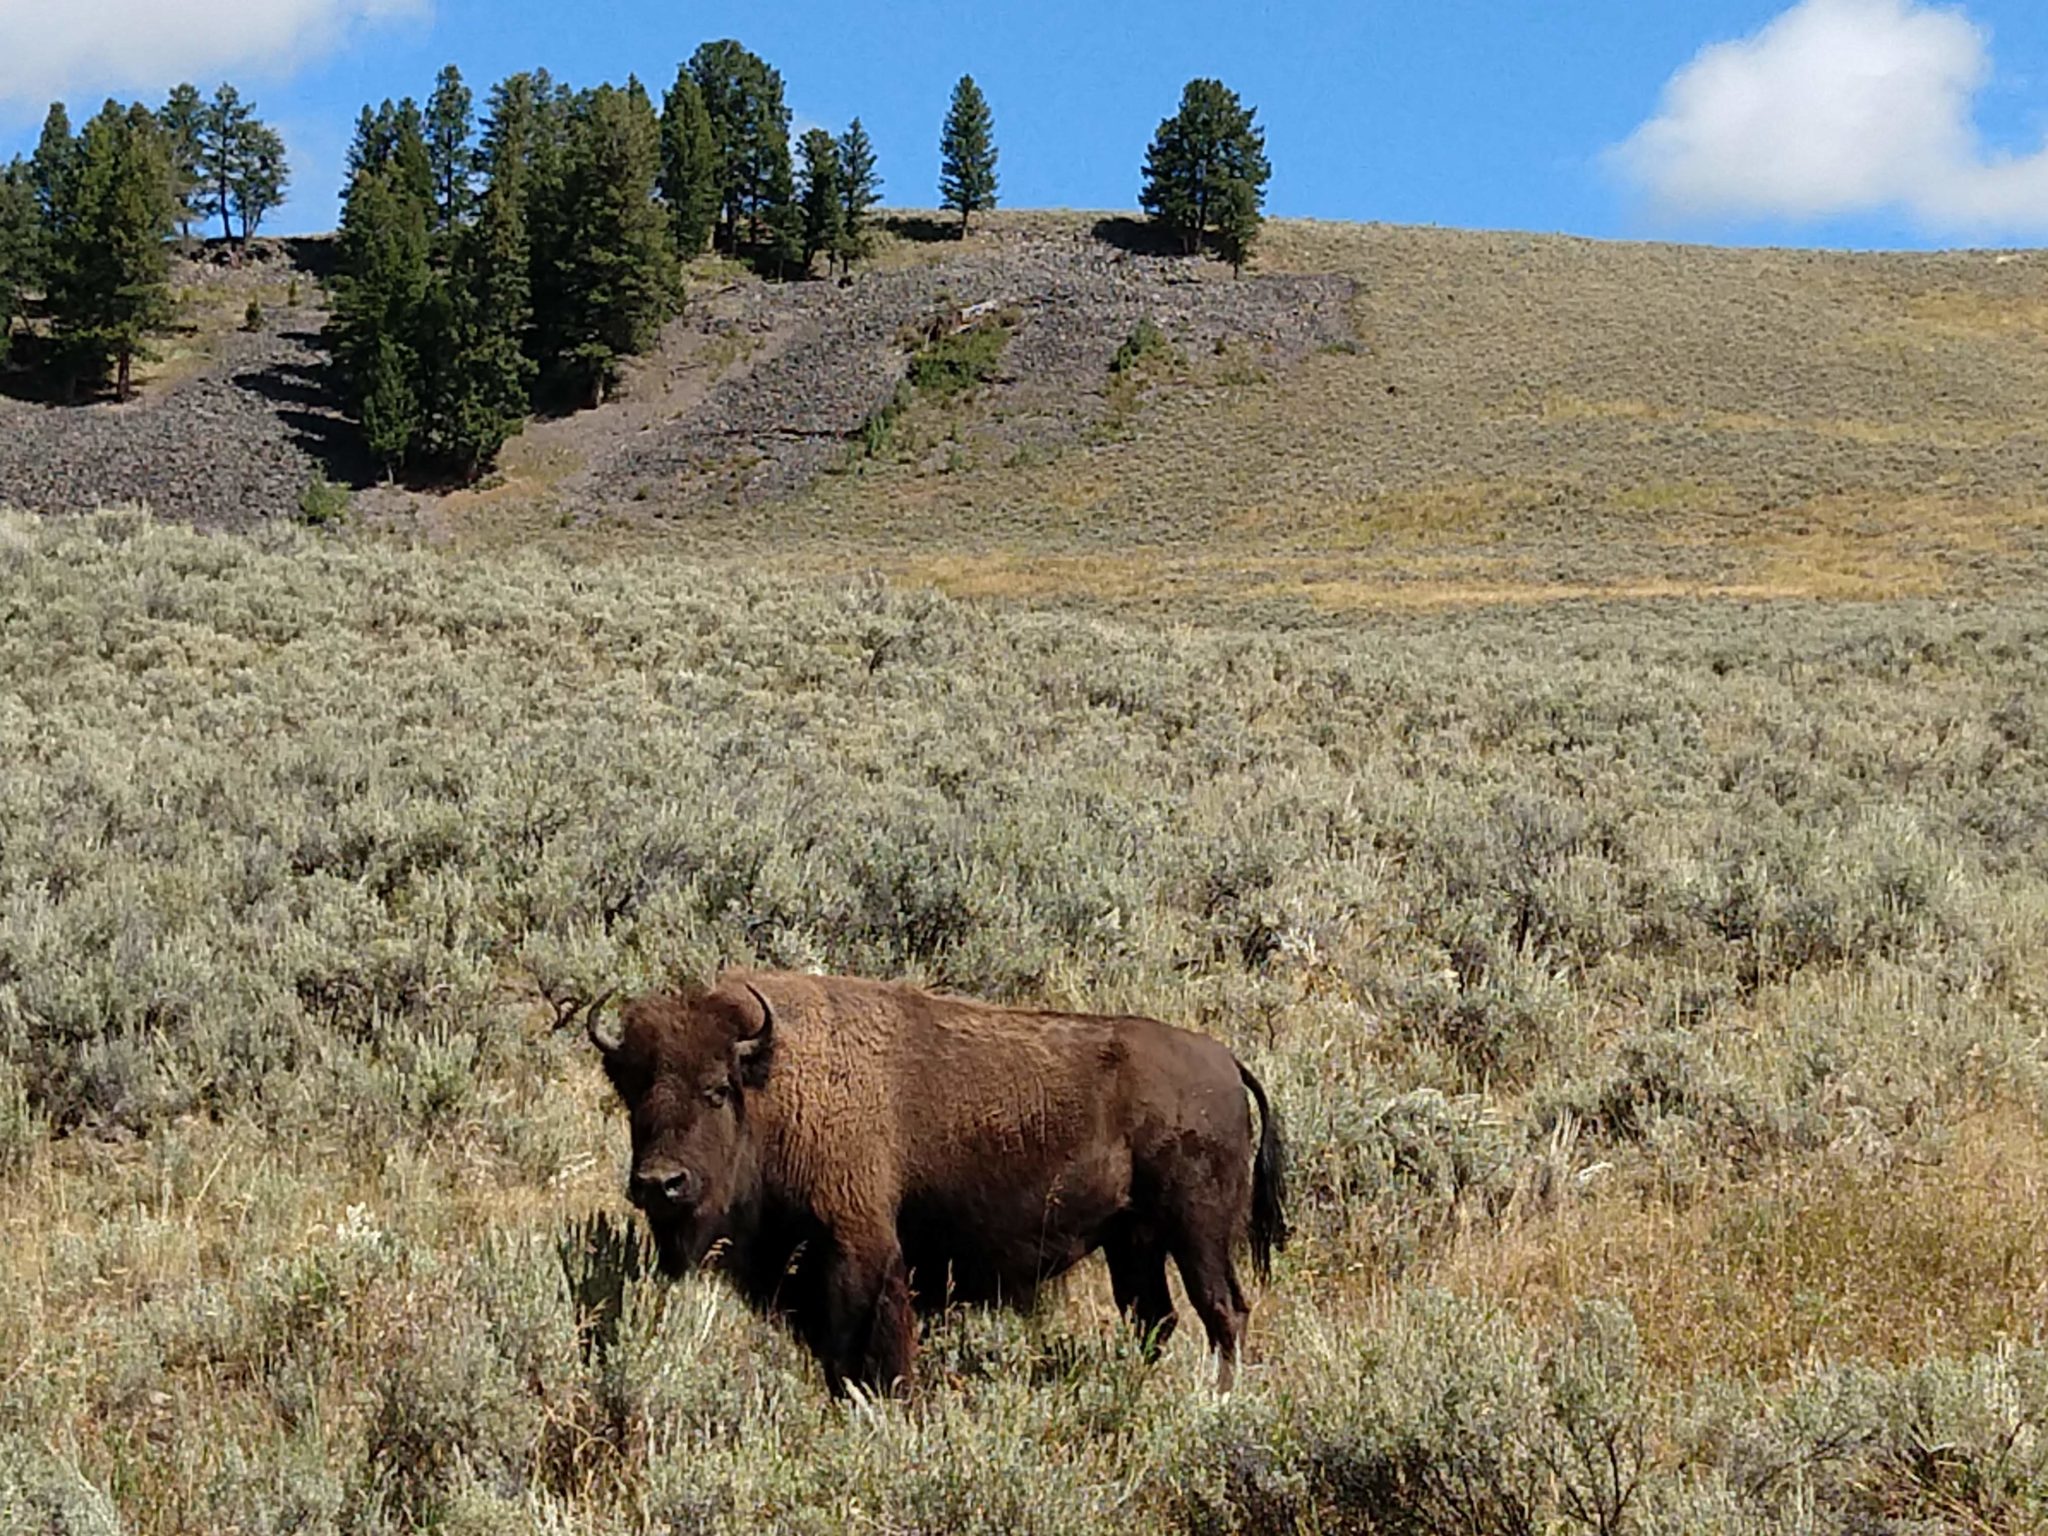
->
[[703, 1082, 733, 1108]]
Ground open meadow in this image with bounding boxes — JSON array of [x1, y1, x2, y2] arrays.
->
[[5, 216, 2048, 1534]]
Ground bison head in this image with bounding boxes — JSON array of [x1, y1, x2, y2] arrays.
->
[[586, 982, 776, 1277]]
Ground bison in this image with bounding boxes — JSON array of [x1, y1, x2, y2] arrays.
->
[[583, 969, 1287, 1396]]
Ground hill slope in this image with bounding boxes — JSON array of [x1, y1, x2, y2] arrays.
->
[[8, 214, 2048, 612]]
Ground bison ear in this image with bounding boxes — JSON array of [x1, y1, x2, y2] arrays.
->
[[735, 983, 776, 1089]]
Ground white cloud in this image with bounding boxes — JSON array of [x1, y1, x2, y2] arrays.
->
[[0, 0, 425, 114], [1613, 0, 2048, 235]]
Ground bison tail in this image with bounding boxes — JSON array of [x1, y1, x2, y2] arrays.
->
[[1238, 1061, 1289, 1282]]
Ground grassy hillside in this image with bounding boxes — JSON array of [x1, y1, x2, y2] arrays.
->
[[436, 216, 2048, 616], [5, 510, 2048, 1532]]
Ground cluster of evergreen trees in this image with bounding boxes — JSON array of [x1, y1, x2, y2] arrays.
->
[[657, 42, 885, 276], [0, 35, 1274, 469], [0, 84, 291, 398], [331, 44, 890, 478], [330, 66, 656, 478], [159, 84, 293, 246]]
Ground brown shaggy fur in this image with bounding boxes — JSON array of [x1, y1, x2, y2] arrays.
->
[[589, 969, 1287, 1396]]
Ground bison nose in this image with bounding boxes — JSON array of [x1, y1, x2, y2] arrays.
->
[[629, 1166, 699, 1210]]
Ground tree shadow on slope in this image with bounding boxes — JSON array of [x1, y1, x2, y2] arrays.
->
[[279, 236, 341, 284], [0, 354, 71, 405], [0, 331, 171, 406], [885, 213, 967, 244], [1090, 216, 1187, 258], [231, 340, 378, 490]]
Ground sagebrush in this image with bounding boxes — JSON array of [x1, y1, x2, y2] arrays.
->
[[3, 509, 2045, 1533]]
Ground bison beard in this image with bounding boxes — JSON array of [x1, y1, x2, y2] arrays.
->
[[587, 970, 1288, 1396]]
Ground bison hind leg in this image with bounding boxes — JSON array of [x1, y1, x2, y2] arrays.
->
[[1171, 1236, 1251, 1391], [1105, 1234, 1177, 1359]]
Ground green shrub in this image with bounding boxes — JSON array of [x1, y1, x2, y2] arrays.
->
[[1112, 316, 1173, 376], [296, 472, 350, 527], [906, 319, 1010, 399]]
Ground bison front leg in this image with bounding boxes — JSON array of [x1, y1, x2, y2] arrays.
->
[[819, 1228, 915, 1397]]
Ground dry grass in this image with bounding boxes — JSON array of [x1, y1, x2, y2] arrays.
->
[[15, 216, 2048, 1531], [1437, 1104, 2048, 1390], [549, 216, 2048, 615]]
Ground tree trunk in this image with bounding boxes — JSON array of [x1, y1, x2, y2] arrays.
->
[[116, 349, 131, 402]]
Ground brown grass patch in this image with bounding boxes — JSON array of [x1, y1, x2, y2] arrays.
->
[[1438, 1106, 2048, 1388], [1905, 289, 2048, 341]]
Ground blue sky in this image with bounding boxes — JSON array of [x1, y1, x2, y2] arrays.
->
[[5, 0, 2048, 248]]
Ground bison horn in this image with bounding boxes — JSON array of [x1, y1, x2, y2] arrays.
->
[[738, 983, 776, 1061], [584, 989, 622, 1058]]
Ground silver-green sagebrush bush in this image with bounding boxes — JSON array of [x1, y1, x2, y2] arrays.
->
[[3, 508, 2048, 1531]]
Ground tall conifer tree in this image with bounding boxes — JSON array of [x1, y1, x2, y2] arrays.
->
[[232, 123, 290, 240], [195, 84, 291, 247], [836, 117, 881, 271], [31, 104, 78, 230], [1140, 78, 1271, 263], [687, 40, 793, 256], [552, 82, 677, 405], [797, 128, 843, 275], [479, 71, 553, 202], [48, 103, 174, 399], [425, 65, 476, 228], [157, 84, 206, 243], [938, 75, 998, 233], [436, 179, 536, 477], [199, 84, 252, 243], [331, 160, 431, 469], [0, 159, 39, 363], [658, 69, 719, 259]]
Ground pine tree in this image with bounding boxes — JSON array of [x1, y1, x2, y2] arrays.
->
[[938, 75, 998, 233], [331, 160, 432, 466], [425, 65, 475, 228], [347, 105, 384, 178], [515, 78, 577, 378], [836, 117, 881, 272], [31, 104, 78, 229], [551, 82, 678, 406], [359, 331, 422, 474], [232, 123, 290, 241], [1139, 78, 1271, 262], [386, 99, 436, 210], [687, 40, 792, 255], [797, 128, 843, 276], [435, 180, 536, 477], [199, 84, 253, 244], [158, 84, 206, 243], [479, 71, 554, 201], [1213, 174, 1260, 276], [0, 159, 39, 364], [48, 103, 175, 400], [658, 69, 719, 259], [348, 98, 425, 192]]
